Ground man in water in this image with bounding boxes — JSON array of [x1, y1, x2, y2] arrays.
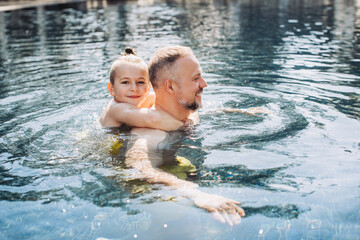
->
[[125, 46, 245, 226]]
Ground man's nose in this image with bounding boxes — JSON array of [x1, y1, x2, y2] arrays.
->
[[199, 76, 207, 88]]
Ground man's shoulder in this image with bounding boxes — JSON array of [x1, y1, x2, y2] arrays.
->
[[129, 128, 168, 154], [130, 127, 185, 151], [131, 128, 167, 141]]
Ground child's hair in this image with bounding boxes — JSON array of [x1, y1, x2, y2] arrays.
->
[[109, 47, 146, 85]]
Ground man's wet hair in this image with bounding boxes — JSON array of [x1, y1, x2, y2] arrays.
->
[[148, 46, 194, 89]]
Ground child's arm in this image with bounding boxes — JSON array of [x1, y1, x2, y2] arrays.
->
[[140, 92, 155, 108], [109, 102, 183, 131]]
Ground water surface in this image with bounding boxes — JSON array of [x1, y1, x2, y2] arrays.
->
[[0, 0, 359, 239]]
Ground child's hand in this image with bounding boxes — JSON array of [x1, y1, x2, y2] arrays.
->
[[182, 118, 194, 129]]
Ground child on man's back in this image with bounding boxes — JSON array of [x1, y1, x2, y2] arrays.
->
[[99, 48, 183, 131]]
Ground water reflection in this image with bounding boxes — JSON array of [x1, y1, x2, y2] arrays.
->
[[198, 164, 300, 191], [245, 204, 304, 219]]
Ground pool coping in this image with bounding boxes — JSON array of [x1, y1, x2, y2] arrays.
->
[[0, 0, 87, 12]]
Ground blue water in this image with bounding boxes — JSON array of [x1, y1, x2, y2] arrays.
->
[[0, 0, 359, 239]]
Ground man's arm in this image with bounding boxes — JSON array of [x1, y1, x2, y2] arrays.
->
[[125, 128, 245, 226], [208, 106, 271, 116], [109, 103, 183, 131], [222, 107, 271, 115]]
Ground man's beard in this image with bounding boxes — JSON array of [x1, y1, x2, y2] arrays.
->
[[179, 99, 201, 111], [177, 89, 203, 111]]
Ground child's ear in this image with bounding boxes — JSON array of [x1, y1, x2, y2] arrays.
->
[[164, 79, 178, 95], [107, 82, 115, 96]]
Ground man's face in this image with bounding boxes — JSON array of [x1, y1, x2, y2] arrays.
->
[[173, 55, 207, 111]]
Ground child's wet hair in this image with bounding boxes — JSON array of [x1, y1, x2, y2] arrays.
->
[[122, 47, 136, 56], [109, 47, 146, 85]]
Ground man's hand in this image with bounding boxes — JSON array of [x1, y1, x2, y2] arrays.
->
[[189, 191, 245, 226], [182, 118, 194, 129]]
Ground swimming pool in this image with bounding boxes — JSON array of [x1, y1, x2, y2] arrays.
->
[[0, 0, 359, 239]]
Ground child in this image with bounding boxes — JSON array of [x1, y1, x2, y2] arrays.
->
[[99, 48, 184, 131]]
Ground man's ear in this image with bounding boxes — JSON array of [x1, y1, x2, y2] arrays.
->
[[107, 82, 115, 96], [164, 79, 178, 95]]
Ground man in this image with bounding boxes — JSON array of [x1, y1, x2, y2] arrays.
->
[[125, 46, 245, 226]]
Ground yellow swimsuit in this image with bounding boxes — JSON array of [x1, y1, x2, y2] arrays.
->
[[106, 126, 132, 155], [108, 134, 124, 155], [160, 156, 197, 180], [107, 127, 197, 180]]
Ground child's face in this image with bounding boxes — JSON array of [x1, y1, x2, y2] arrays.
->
[[109, 63, 150, 106]]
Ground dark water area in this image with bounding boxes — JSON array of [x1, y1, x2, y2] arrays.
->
[[0, 0, 359, 239]]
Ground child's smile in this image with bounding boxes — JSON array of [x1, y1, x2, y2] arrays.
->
[[110, 63, 150, 107]]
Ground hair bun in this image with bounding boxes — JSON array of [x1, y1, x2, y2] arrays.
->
[[123, 47, 136, 56]]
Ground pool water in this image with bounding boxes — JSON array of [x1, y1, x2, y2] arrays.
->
[[0, 0, 359, 239]]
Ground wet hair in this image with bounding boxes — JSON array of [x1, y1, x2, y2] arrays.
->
[[148, 45, 194, 89], [122, 47, 136, 56], [109, 47, 146, 85]]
